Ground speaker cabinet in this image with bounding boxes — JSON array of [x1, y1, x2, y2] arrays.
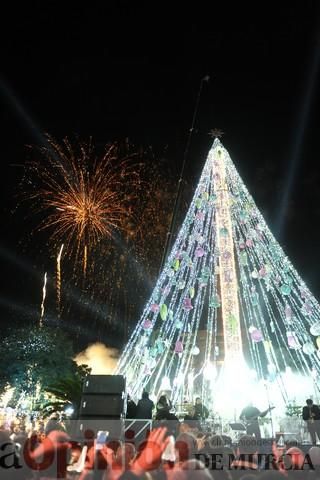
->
[[79, 393, 125, 417], [83, 375, 126, 394]]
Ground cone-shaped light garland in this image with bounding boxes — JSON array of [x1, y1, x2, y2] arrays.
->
[[116, 139, 320, 411]]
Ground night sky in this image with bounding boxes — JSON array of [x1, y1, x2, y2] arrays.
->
[[1, 2, 320, 348]]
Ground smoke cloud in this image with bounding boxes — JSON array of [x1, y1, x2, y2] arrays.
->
[[75, 342, 119, 374]]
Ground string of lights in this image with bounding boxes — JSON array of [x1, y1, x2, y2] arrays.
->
[[116, 139, 320, 417]]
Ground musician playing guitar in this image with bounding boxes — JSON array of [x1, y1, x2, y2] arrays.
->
[[240, 403, 275, 440], [302, 398, 320, 445]]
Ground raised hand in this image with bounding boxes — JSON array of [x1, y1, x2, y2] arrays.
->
[[131, 427, 170, 475], [79, 442, 115, 480], [271, 440, 286, 472]]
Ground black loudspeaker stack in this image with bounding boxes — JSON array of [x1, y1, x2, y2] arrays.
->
[[80, 374, 126, 418], [76, 374, 126, 441]]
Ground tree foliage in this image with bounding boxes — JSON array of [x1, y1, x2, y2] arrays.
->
[[40, 364, 91, 417], [0, 325, 79, 407]]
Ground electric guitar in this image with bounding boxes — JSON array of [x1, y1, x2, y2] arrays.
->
[[241, 406, 275, 425]]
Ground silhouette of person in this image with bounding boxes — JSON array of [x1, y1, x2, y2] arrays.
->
[[240, 404, 265, 440], [194, 397, 209, 420], [302, 399, 320, 445], [136, 391, 154, 419]]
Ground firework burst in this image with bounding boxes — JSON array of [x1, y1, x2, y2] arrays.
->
[[21, 137, 177, 333], [24, 136, 142, 263]]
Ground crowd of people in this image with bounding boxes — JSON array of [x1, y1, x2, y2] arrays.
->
[[1, 396, 320, 479]]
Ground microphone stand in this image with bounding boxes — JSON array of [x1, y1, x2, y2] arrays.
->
[[264, 382, 275, 438]]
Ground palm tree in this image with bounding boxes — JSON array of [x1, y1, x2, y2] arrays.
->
[[40, 365, 91, 418]]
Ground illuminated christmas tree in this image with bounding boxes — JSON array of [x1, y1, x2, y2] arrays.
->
[[116, 139, 320, 417]]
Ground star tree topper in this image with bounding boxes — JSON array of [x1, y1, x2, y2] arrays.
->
[[209, 128, 224, 138]]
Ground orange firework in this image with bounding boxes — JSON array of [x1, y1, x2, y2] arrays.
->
[[25, 136, 141, 261], [21, 137, 177, 330]]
